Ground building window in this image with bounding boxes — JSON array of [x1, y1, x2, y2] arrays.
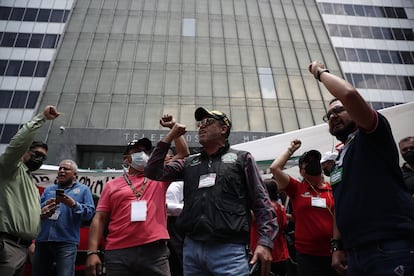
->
[[0, 124, 20, 143], [0, 60, 50, 77], [258, 67, 276, 99], [0, 90, 40, 108], [182, 18, 196, 37]]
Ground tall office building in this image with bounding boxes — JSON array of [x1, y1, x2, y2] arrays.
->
[[0, 0, 74, 153], [1, 0, 412, 169], [317, 0, 414, 109]]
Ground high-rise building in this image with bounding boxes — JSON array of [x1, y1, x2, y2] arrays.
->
[[317, 0, 414, 109], [0, 0, 74, 153], [1, 0, 412, 170]]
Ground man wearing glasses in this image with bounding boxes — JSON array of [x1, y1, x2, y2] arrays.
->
[[309, 61, 414, 275], [0, 105, 60, 276], [145, 107, 278, 276]]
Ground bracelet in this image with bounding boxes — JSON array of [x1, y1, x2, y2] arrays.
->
[[330, 238, 344, 253], [317, 69, 330, 82], [86, 250, 101, 257]]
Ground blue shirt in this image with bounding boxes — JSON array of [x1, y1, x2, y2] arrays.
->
[[36, 182, 95, 244]]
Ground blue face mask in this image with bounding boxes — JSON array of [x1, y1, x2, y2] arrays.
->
[[130, 151, 149, 171]]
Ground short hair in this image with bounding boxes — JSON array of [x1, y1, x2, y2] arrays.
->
[[399, 136, 414, 146], [263, 178, 279, 201], [328, 98, 340, 105], [30, 141, 48, 151], [59, 159, 78, 173]]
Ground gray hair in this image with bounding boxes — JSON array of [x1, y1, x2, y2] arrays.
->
[[59, 159, 78, 173]]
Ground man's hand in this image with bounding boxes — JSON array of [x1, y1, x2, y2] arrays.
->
[[250, 245, 272, 276], [56, 193, 76, 208], [85, 254, 103, 276], [162, 123, 187, 144], [308, 61, 326, 80], [289, 139, 301, 153], [332, 250, 348, 275], [160, 114, 176, 129], [43, 105, 60, 120], [41, 199, 58, 219]]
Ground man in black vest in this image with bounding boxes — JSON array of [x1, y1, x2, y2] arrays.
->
[[145, 107, 278, 276]]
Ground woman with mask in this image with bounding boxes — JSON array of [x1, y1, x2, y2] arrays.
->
[[270, 139, 338, 276]]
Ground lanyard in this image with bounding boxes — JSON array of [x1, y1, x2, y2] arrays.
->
[[123, 174, 147, 201]]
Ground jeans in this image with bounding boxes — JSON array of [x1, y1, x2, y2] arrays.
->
[[105, 240, 170, 276], [183, 237, 249, 276], [347, 239, 414, 276], [32, 241, 77, 276]]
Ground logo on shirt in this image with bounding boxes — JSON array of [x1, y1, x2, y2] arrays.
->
[[73, 188, 80, 194], [221, 153, 237, 163]]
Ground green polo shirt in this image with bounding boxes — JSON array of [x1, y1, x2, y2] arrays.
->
[[0, 113, 46, 240]]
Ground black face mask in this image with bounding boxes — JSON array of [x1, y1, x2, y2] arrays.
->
[[323, 168, 332, 177], [402, 151, 414, 164], [305, 161, 322, 176], [25, 157, 43, 171]]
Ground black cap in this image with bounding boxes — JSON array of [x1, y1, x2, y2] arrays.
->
[[123, 138, 152, 155], [194, 107, 232, 129], [298, 150, 322, 167]]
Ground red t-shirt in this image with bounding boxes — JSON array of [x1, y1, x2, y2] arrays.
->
[[97, 175, 170, 250], [284, 176, 334, 256], [250, 201, 289, 262]]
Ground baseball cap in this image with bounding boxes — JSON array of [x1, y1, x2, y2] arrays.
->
[[298, 150, 322, 167], [320, 151, 338, 163], [194, 107, 232, 129], [123, 138, 152, 155]]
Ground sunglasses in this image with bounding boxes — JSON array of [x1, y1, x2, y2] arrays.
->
[[31, 150, 47, 161], [197, 117, 217, 128], [323, 106, 346, 122]]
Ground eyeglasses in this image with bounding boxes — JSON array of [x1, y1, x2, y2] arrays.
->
[[323, 106, 346, 122], [30, 150, 47, 161], [197, 117, 217, 128], [58, 166, 73, 171]]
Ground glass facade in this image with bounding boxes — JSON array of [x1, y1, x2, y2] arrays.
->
[[34, 0, 342, 168], [317, 0, 414, 109]]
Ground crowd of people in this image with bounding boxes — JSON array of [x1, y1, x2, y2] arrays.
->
[[1, 61, 413, 276]]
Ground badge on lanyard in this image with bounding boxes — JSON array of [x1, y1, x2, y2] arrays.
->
[[131, 200, 147, 222], [311, 197, 327, 208], [49, 210, 60, 220], [198, 173, 216, 189], [330, 167, 343, 187]]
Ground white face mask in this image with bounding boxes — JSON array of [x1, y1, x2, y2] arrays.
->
[[130, 151, 149, 171]]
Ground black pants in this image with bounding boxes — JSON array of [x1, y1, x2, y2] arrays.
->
[[296, 252, 338, 276], [167, 216, 184, 276]]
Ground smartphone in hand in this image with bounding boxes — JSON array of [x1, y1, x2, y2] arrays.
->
[[56, 189, 65, 198]]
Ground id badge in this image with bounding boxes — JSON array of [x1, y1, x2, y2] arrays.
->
[[131, 201, 147, 222], [330, 167, 343, 187], [311, 197, 327, 208], [49, 210, 60, 220], [198, 173, 216, 189]]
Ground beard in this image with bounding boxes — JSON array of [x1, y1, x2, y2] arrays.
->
[[330, 121, 357, 142]]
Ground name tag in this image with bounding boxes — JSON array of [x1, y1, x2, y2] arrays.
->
[[49, 210, 60, 220], [198, 173, 216, 189], [330, 167, 343, 186], [311, 197, 326, 208], [131, 201, 147, 222]]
